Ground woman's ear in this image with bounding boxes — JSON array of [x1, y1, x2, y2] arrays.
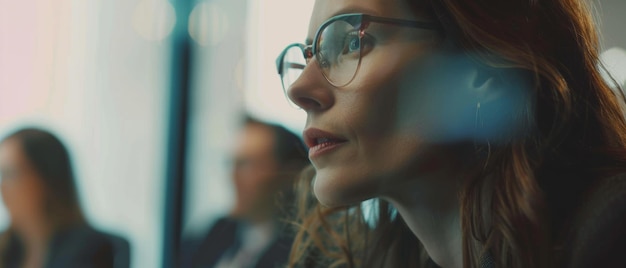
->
[[472, 66, 502, 104], [471, 66, 533, 142], [472, 66, 493, 90], [395, 51, 532, 143]]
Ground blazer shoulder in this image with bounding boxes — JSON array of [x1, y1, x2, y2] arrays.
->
[[48, 225, 130, 268], [564, 173, 626, 268]]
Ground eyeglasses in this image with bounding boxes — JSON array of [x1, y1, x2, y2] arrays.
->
[[276, 13, 442, 99]]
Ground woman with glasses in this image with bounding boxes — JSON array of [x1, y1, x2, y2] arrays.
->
[[276, 0, 626, 267]]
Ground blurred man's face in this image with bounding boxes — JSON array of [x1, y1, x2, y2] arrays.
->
[[230, 123, 281, 222]]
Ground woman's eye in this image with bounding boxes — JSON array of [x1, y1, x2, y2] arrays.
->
[[348, 36, 360, 52], [341, 31, 374, 57], [342, 32, 361, 54]]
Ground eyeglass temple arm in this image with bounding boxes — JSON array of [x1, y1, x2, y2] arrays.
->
[[276, 44, 311, 75], [366, 15, 443, 31]]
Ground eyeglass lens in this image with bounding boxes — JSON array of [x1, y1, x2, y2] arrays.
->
[[280, 16, 363, 93]]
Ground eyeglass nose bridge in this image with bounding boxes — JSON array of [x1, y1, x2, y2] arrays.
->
[[303, 45, 313, 63]]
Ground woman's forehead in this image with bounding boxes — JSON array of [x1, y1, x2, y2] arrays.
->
[[306, 0, 418, 44]]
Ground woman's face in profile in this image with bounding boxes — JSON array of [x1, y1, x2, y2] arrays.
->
[[289, 0, 523, 206], [0, 139, 46, 223], [288, 0, 449, 206]]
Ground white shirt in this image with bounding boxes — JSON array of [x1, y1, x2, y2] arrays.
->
[[214, 221, 276, 268]]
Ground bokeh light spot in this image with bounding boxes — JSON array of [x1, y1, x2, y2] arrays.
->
[[188, 2, 230, 47], [132, 0, 176, 41]]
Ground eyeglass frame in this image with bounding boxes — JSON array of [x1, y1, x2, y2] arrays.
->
[[276, 13, 443, 91]]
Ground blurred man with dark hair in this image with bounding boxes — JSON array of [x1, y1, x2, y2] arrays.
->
[[186, 116, 308, 268]]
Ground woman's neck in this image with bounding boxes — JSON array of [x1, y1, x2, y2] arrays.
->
[[381, 160, 469, 268], [386, 192, 462, 268]]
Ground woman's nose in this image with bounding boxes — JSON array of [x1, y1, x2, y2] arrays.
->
[[287, 59, 334, 112]]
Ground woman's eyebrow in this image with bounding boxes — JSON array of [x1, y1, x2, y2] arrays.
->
[[305, 6, 381, 46], [330, 6, 380, 17]]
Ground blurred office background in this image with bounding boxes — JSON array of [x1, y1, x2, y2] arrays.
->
[[0, 0, 623, 267]]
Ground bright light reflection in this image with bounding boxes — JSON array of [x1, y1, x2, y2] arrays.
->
[[600, 47, 626, 88], [188, 2, 230, 46], [132, 0, 176, 41]]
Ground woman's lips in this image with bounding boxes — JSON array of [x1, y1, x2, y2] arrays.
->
[[303, 128, 348, 158], [308, 139, 347, 158]]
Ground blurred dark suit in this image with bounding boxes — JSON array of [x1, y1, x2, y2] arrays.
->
[[186, 218, 292, 268], [2, 225, 130, 268]]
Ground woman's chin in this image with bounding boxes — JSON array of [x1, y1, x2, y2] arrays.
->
[[312, 168, 379, 207]]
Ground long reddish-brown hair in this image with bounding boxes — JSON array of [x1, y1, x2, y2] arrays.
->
[[288, 0, 626, 267]]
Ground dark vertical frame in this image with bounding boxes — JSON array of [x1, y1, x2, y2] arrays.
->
[[162, 0, 194, 267]]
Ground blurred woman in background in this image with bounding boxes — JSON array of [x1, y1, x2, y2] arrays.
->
[[276, 0, 626, 267], [0, 128, 129, 268]]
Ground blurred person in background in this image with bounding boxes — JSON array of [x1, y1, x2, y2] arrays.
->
[[0, 128, 130, 268], [185, 116, 309, 268]]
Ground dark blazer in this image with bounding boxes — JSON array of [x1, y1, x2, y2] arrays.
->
[[482, 173, 626, 268], [186, 218, 293, 268], [479, 173, 626, 268], [2, 225, 130, 268], [563, 173, 626, 268]]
